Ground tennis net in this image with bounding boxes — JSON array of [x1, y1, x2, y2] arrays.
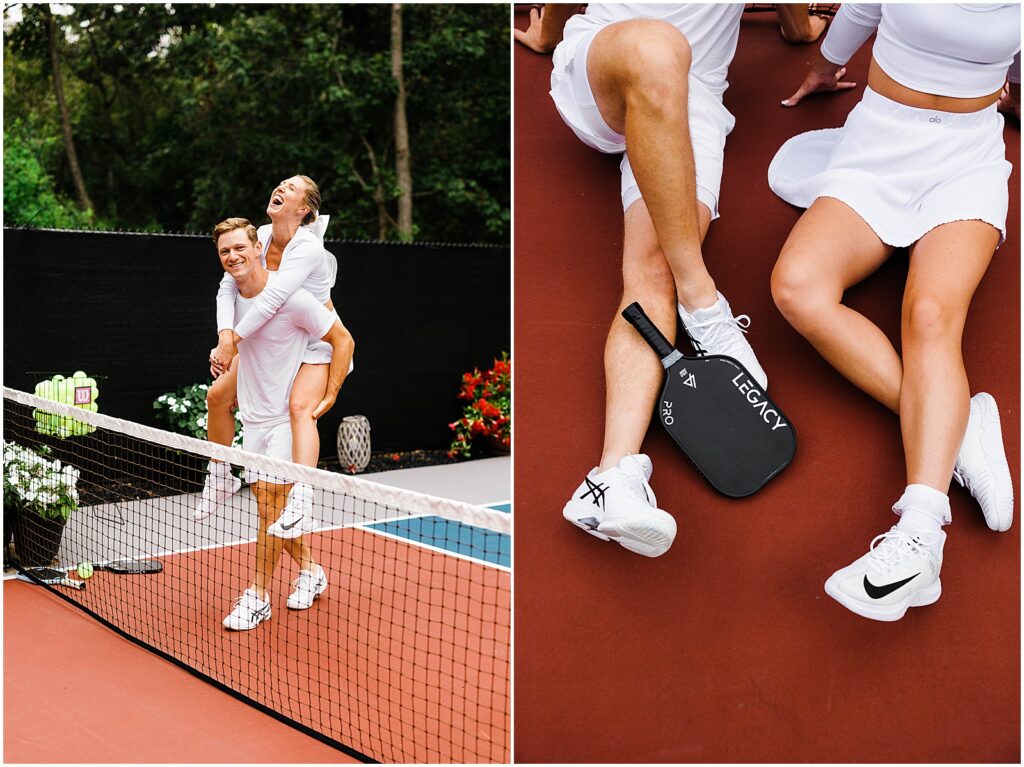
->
[[3, 387, 510, 764]]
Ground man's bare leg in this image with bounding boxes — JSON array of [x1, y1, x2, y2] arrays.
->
[[588, 20, 717, 312], [599, 199, 712, 472]]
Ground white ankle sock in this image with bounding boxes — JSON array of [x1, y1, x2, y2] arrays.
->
[[894, 484, 950, 534]]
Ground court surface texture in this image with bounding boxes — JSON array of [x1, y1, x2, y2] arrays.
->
[[5, 456, 510, 763], [514, 8, 1019, 763]]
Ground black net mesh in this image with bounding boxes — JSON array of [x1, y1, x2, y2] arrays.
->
[[3, 388, 510, 763]]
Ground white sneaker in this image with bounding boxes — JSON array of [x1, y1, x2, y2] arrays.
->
[[194, 463, 241, 521], [223, 588, 271, 630], [562, 454, 677, 557], [267, 483, 315, 539], [953, 393, 1013, 532], [287, 566, 327, 609], [824, 527, 945, 622], [679, 291, 767, 390]]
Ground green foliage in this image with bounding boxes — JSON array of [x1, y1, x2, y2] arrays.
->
[[3, 4, 509, 243], [3, 128, 94, 228], [154, 383, 243, 445], [3, 441, 80, 522]]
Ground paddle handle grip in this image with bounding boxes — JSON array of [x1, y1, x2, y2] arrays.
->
[[622, 302, 676, 361]]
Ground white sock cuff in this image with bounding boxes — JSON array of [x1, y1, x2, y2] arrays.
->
[[894, 484, 951, 525]]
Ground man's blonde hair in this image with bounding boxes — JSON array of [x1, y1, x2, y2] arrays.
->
[[296, 175, 321, 226], [212, 217, 258, 246]]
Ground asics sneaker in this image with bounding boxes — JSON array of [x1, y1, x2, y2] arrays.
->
[[679, 291, 767, 390], [562, 454, 677, 557], [194, 462, 241, 521], [824, 526, 945, 622], [953, 392, 1013, 532], [223, 588, 271, 631], [287, 565, 328, 610], [267, 483, 316, 539]]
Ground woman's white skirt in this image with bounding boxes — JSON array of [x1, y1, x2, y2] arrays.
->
[[768, 87, 1011, 247]]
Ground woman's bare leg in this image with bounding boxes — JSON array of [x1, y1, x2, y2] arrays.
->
[[289, 362, 329, 466], [900, 221, 998, 492], [771, 197, 900, 410], [206, 359, 239, 446]]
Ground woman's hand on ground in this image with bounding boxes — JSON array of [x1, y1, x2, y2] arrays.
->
[[782, 64, 857, 107]]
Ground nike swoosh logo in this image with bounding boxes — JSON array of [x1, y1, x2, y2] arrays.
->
[[863, 573, 919, 599], [280, 519, 300, 531]]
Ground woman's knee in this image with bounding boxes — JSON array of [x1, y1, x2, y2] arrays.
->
[[903, 293, 961, 346], [289, 389, 318, 419], [206, 375, 235, 411], [771, 250, 836, 330]]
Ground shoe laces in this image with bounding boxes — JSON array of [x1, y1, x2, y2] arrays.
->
[[686, 313, 752, 357], [868, 528, 940, 571], [233, 589, 264, 611], [291, 571, 314, 591]]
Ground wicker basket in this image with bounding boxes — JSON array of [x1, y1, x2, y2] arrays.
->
[[337, 415, 372, 473]]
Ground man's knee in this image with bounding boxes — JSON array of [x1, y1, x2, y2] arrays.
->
[[614, 21, 692, 100], [618, 20, 692, 92]]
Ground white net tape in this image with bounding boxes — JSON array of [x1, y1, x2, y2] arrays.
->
[[3, 387, 510, 535]]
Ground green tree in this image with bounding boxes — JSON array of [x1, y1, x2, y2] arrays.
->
[[2, 3, 509, 243]]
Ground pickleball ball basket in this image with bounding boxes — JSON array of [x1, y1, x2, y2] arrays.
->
[[337, 415, 371, 473], [31, 371, 101, 437]]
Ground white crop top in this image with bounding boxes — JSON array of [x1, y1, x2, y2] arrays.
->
[[820, 3, 1021, 99]]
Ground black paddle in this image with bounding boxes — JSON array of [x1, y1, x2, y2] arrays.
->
[[622, 302, 796, 497], [97, 559, 162, 574]]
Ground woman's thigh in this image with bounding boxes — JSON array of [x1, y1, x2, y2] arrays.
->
[[903, 220, 999, 329], [776, 197, 895, 296], [289, 362, 329, 414], [208, 357, 238, 406]]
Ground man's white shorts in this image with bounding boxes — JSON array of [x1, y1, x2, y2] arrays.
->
[[242, 420, 292, 485], [549, 20, 736, 217]]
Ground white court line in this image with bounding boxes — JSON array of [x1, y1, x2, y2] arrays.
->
[[355, 525, 510, 572]]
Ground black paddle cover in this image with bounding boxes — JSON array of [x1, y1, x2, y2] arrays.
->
[[622, 302, 796, 497]]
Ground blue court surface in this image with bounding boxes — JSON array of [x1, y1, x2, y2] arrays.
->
[[364, 502, 511, 568]]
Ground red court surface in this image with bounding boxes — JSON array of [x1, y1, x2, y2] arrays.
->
[[5, 526, 510, 763], [4, 579, 355, 764], [515, 7, 1020, 764]]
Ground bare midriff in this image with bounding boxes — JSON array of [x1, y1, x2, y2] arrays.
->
[[868, 58, 1002, 113]]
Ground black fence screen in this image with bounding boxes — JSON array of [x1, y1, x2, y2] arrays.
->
[[3, 228, 509, 454]]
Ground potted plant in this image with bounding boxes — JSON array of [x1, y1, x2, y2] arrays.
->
[[3, 440, 80, 567], [448, 353, 511, 459]]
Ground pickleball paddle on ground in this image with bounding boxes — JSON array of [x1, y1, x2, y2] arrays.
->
[[622, 302, 796, 497]]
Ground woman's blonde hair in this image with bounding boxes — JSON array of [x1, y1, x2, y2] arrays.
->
[[296, 175, 320, 225]]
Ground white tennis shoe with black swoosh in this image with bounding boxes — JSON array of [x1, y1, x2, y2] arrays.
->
[[267, 483, 316, 539], [562, 454, 677, 557], [825, 526, 945, 622]]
